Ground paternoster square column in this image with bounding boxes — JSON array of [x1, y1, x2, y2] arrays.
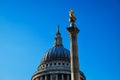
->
[[66, 10, 80, 80]]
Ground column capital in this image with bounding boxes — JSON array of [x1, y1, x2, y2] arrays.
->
[[66, 26, 80, 38]]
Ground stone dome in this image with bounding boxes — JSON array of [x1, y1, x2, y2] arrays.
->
[[40, 27, 70, 64], [32, 27, 86, 80], [41, 46, 70, 64]]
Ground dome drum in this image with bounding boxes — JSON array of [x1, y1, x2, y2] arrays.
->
[[38, 61, 70, 72], [32, 70, 86, 80]]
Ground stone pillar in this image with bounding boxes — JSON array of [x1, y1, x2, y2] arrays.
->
[[67, 25, 80, 80], [50, 74, 52, 80], [67, 74, 69, 80], [66, 10, 80, 80], [56, 74, 58, 80], [45, 75, 47, 80], [40, 76, 42, 80], [62, 74, 64, 80]]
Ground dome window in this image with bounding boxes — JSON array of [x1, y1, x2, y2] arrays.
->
[[58, 62, 61, 65], [62, 63, 65, 65], [67, 63, 69, 66], [54, 63, 56, 65], [50, 63, 52, 66], [46, 64, 48, 67]]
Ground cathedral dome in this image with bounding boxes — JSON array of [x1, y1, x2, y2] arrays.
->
[[41, 46, 70, 64], [32, 27, 86, 80], [40, 27, 70, 64]]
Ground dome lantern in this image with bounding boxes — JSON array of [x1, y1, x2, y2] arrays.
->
[[54, 26, 63, 47]]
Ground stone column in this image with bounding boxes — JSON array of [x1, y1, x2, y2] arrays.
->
[[67, 74, 69, 80], [40, 76, 42, 80], [56, 74, 58, 80], [66, 10, 80, 80], [45, 75, 47, 80], [62, 74, 64, 80], [50, 74, 52, 80]]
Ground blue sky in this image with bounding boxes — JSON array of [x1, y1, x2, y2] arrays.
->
[[0, 0, 120, 80]]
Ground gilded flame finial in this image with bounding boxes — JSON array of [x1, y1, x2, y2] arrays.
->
[[69, 10, 76, 24], [69, 10, 74, 17]]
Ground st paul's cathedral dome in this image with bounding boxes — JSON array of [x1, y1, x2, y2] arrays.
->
[[31, 27, 86, 80], [41, 28, 70, 64]]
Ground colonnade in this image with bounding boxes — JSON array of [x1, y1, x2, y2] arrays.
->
[[35, 74, 70, 80]]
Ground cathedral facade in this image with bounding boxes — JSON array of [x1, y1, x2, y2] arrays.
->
[[31, 10, 86, 80]]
